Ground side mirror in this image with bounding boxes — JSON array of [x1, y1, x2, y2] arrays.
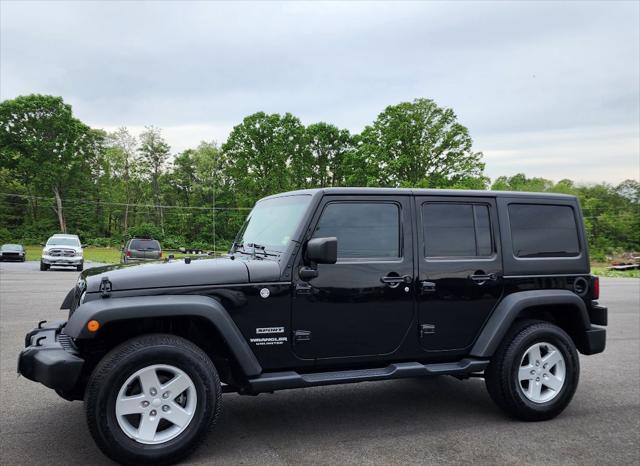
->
[[306, 237, 338, 264], [81, 244, 88, 248]]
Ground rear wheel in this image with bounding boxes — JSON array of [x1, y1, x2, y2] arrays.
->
[[484, 320, 579, 421], [85, 334, 221, 465]]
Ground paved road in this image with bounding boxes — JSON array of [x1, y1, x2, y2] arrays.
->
[[1, 262, 639, 465]]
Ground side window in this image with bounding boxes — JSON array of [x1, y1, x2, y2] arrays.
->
[[313, 202, 400, 259], [422, 203, 493, 257], [509, 204, 580, 258]]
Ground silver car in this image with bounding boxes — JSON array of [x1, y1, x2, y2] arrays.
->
[[40, 234, 84, 271]]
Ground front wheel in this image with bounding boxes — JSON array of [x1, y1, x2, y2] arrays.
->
[[85, 334, 221, 465], [40, 261, 49, 271], [484, 320, 580, 421]]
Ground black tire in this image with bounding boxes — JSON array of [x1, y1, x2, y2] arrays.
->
[[484, 320, 580, 421], [40, 261, 49, 271], [77, 264, 83, 271], [85, 334, 221, 465]]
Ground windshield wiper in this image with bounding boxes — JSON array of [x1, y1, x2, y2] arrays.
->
[[232, 242, 279, 258]]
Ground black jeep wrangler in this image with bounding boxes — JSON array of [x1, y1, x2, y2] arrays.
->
[[18, 188, 607, 465]]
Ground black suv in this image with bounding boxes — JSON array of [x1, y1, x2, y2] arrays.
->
[[18, 188, 607, 465]]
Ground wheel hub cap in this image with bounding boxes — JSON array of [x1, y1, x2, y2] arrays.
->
[[115, 364, 197, 444], [518, 342, 566, 403]]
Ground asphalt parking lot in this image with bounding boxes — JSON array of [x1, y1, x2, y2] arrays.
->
[[1, 261, 639, 465]]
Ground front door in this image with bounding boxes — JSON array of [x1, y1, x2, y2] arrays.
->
[[291, 195, 415, 360], [415, 196, 503, 354]]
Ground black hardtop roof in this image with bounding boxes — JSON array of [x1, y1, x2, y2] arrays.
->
[[261, 187, 576, 202]]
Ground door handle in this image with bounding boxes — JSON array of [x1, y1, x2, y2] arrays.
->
[[381, 274, 412, 287], [469, 272, 497, 283]]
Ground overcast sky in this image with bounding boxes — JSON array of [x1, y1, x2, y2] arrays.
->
[[1, 0, 639, 183]]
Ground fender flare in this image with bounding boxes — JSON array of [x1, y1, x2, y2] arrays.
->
[[470, 290, 590, 358], [64, 295, 262, 377]]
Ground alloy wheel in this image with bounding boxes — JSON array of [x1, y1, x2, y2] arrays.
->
[[115, 364, 197, 444], [518, 342, 566, 403]]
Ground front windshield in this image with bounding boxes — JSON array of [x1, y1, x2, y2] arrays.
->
[[1, 244, 22, 251], [234, 195, 311, 253], [47, 237, 80, 247]]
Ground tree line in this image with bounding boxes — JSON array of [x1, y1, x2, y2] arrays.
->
[[0, 94, 637, 260]]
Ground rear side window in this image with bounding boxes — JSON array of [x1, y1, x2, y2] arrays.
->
[[422, 203, 493, 257], [129, 239, 161, 250], [508, 204, 580, 258], [313, 202, 400, 259]]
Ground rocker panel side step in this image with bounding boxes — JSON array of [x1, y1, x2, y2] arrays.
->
[[247, 359, 488, 393]]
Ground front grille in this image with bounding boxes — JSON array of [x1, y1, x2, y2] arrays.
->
[[58, 332, 77, 352], [2, 252, 19, 257], [49, 249, 75, 257]]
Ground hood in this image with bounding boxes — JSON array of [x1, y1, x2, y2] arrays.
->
[[82, 257, 281, 294]]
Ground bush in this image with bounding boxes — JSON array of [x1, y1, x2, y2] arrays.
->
[[162, 235, 187, 250]]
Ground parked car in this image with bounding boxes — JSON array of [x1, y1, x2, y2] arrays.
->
[[18, 188, 607, 465], [0, 243, 26, 261], [121, 237, 162, 263], [40, 234, 84, 271]]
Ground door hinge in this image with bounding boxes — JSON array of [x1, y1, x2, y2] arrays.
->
[[99, 276, 112, 298], [420, 323, 436, 337], [295, 282, 312, 295], [420, 281, 436, 293], [294, 330, 312, 343]]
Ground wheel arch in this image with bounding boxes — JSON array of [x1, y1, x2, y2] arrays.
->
[[65, 295, 262, 380], [470, 290, 591, 358]]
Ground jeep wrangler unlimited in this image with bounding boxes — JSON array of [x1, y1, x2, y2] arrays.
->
[[18, 188, 607, 465]]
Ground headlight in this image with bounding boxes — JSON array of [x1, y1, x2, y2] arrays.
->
[[42, 248, 47, 255], [77, 251, 83, 257]]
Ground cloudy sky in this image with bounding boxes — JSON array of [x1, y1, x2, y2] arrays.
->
[[1, 0, 638, 183]]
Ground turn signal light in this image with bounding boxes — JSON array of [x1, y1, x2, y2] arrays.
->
[[87, 320, 100, 332]]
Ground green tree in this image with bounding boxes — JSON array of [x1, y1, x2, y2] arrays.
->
[[222, 112, 306, 204], [0, 94, 103, 232], [138, 126, 170, 231], [305, 123, 353, 187], [107, 128, 139, 231], [354, 98, 485, 188]]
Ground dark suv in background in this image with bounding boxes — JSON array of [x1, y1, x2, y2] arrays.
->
[[18, 188, 607, 465], [121, 237, 162, 263]]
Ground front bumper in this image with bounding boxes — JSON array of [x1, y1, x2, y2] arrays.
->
[[42, 255, 83, 266], [17, 321, 84, 391], [0, 253, 25, 261]]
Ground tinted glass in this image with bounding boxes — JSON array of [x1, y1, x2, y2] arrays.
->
[[1, 244, 22, 251], [130, 239, 161, 250], [313, 203, 400, 258], [509, 204, 580, 257], [422, 203, 492, 257]]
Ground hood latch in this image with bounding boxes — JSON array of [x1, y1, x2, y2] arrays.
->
[[99, 276, 112, 298]]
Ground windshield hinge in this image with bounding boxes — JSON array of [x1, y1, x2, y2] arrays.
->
[[99, 277, 112, 298]]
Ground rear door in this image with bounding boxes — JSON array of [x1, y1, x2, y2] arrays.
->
[[415, 196, 503, 354]]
